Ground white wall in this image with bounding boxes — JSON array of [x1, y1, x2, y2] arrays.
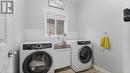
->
[[24, 0, 79, 41], [78, 0, 128, 73], [123, 22, 130, 73], [123, 0, 130, 73]]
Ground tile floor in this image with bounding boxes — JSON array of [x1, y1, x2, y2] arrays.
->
[[55, 68, 103, 73]]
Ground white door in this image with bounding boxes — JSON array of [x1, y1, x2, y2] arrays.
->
[[0, 14, 15, 73], [0, 0, 24, 72], [0, 9, 18, 73]]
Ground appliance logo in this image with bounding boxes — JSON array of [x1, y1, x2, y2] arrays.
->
[[1, 1, 14, 14]]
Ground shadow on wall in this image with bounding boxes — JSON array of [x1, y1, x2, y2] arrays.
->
[[14, 50, 19, 73], [91, 42, 112, 65], [91, 42, 100, 65]]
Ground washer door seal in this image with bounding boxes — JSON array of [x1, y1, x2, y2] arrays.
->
[[79, 46, 92, 64], [23, 51, 53, 73]]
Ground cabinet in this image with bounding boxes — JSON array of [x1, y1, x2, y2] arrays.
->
[[54, 48, 70, 69], [44, 10, 68, 37]]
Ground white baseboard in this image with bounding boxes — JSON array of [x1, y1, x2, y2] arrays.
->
[[93, 65, 111, 73]]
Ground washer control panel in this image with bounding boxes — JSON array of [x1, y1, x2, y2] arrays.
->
[[77, 41, 91, 45], [23, 43, 52, 50]]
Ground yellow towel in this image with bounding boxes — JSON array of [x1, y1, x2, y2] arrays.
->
[[100, 36, 105, 48], [100, 35, 110, 49], [104, 35, 110, 49]]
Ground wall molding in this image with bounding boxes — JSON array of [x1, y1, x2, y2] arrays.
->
[[93, 65, 111, 73]]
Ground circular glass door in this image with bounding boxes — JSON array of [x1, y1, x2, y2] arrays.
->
[[23, 51, 53, 73], [79, 46, 92, 64]]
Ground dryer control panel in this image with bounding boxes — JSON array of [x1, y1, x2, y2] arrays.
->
[[23, 43, 52, 50], [77, 41, 91, 45]]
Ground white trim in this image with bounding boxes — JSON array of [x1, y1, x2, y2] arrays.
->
[[93, 65, 111, 73], [44, 9, 67, 16], [0, 43, 6, 47]]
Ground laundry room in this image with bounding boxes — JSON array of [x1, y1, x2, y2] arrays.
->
[[0, 0, 130, 73]]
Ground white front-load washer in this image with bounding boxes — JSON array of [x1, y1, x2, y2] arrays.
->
[[20, 42, 54, 73], [71, 41, 93, 72]]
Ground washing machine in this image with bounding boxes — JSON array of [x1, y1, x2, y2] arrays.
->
[[71, 41, 93, 72], [20, 42, 54, 73]]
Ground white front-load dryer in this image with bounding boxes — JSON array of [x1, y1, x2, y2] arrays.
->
[[20, 42, 54, 73], [71, 41, 93, 72]]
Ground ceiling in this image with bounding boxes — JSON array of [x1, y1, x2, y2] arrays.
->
[[67, 0, 81, 4]]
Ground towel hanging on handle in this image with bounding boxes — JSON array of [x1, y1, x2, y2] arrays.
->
[[100, 36, 105, 48], [104, 35, 110, 49], [100, 34, 110, 49]]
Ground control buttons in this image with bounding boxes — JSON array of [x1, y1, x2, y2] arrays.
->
[[36, 44, 42, 48], [23, 43, 52, 50], [77, 41, 91, 45]]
